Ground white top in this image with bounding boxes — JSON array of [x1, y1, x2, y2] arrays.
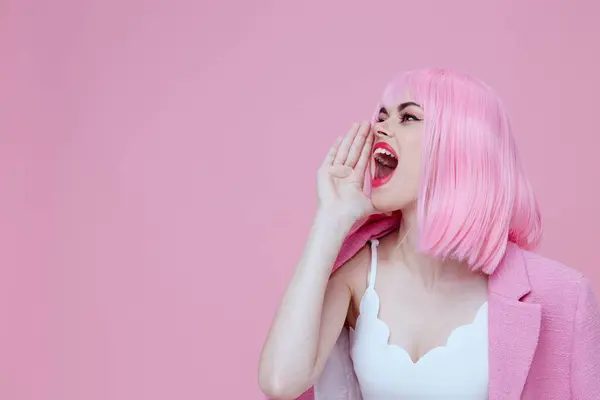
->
[[349, 239, 489, 399]]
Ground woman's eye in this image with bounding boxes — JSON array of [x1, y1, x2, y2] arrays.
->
[[377, 113, 388, 122], [401, 113, 420, 123]]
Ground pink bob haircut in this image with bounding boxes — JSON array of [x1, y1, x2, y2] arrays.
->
[[373, 68, 542, 274]]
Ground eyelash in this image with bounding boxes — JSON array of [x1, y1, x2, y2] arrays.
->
[[377, 113, 421, 123]]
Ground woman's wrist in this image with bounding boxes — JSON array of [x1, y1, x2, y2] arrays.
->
[[297, 210, 354, 273], [313, 208, 356, 237]]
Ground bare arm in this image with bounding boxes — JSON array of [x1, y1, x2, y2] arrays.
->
[[258, 213, 354, 399], [258, 122, 374, 399]]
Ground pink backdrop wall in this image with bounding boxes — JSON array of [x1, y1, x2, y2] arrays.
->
[[1, 0, 599, 399]]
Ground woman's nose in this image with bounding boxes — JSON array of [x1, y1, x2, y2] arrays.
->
[[373, 125, 392, 138]]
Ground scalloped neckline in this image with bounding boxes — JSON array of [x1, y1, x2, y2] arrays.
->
[[354, 287, 488, 366]]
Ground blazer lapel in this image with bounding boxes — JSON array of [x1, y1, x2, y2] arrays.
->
[[487, 243, 541, 400]]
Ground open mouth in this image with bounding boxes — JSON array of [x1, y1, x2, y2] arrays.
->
[[372, 143, 398, 187]]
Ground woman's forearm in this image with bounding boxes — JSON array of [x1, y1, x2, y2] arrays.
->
[[258, 211, 354, 398]]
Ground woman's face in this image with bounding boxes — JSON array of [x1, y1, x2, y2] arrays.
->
[[371, 93, 425, 213]]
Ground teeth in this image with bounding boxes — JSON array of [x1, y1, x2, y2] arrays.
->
[[374, 148, 397, 158]]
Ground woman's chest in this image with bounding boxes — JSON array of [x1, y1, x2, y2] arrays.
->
[[348, 270, 488, 363], [348, 288, 489, 399]]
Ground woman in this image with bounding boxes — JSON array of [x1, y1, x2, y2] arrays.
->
[[258, 69, 600, 400]]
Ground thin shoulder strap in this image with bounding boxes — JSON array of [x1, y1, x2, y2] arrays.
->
[[368, 239, 379, 290]]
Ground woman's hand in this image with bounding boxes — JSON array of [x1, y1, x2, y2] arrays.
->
[[317, 122, 375, 225]]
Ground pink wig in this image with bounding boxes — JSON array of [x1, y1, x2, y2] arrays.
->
[[375, 68, 542, 273]]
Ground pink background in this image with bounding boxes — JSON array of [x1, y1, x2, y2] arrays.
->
[[1, 0, 599, 399]]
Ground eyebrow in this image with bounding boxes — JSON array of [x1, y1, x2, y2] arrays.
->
[[379, 101, 422, 114]]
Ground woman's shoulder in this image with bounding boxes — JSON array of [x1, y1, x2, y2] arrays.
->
[[331, 243, 371, 281], [522, 248, 582, 280], [329, 243, 373, 298], [518, 247, 595, 310], [521, 248, 585, 286]]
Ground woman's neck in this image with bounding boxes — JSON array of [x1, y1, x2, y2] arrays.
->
[[387, 205, 485, 290]]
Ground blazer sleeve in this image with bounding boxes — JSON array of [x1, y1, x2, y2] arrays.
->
[[570, 275, 600, 399]]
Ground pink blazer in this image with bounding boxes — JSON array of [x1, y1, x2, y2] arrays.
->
[[269, 215, 600, 400]]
